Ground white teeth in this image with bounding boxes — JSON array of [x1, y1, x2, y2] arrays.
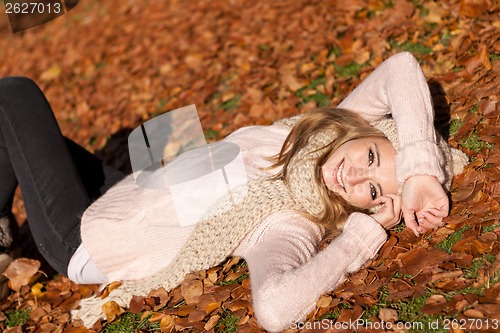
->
[[337, 160, 345, 189]]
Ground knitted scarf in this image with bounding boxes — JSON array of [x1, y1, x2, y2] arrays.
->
[[74, 116, 467, 327], [73, 124, 335, 328]]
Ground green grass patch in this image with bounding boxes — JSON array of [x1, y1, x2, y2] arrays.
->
[[463, 255, 493, 279], [361, 285, 389, 321], [439, 30, 452, 47], [469, 104, 479, 114], [155, 98, 169, 112], [360, 268, 500, 332], [309, 75, 326, 89], [436, 225, 470, 253], [327, 46, 341, 58], [362, 289, 450, 332], [216, 309, 239, 333], [490, 54, 500, 62], [448, 118, 463, 137], [6, 308, 31, 327], [221, 94, 241, 111], [469, 255, 496, 282], [393, 221, 406, 233], [320, 309, 341, 320], [334, 62, 365, 78], [205, 128, 220, 141], [103, 312, 160, 333], [219, 272, 250, 286], [482, 222, 500, 233], [460, 131, 492, 153], [295, 74, 332, 107], [393, 271, 414, 280], [398, 41, 432, 55], [95, 61, 106, 70]]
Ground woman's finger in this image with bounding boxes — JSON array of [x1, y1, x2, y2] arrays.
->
[[403, 208, 419, 236], [373, 195, 390, 206], [383, 196, 394, 213], [417, 218, 435, 230], [427, 207, 449, 218], [392, 196, 403, 220], [422, 211, 444, 227]]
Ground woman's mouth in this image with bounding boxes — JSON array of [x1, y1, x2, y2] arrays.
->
[[334, 158, 346, 192]]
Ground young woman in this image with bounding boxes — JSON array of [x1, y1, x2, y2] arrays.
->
[[0, 52, 467, 331]]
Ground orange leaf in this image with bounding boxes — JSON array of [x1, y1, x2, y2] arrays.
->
[[180, 280, 203, 305], [3, 258, 40, 292], [459, 0, 491, 17], [205, 301, 221, 314], [101, 301, 124, 322], [159, 315, 176, 332], [204, 315, 220, 331]]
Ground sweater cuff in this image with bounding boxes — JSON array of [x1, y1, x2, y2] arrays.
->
[[396, 140, 445, 185], [343, 212, 387, 272]]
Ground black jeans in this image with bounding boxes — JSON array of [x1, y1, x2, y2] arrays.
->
[[0, 77, 126, 275]]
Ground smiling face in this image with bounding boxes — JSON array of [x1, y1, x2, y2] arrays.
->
[[321, 137, 398, 209]]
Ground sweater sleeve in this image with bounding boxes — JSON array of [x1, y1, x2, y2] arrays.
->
[[338, 51, 445, 184], [233, 211, 387, 332]]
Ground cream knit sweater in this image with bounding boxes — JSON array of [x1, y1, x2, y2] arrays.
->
[[72, 52, 456, 331]]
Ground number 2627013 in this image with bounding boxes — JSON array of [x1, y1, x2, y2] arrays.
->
[[5, 2, 62, 14]]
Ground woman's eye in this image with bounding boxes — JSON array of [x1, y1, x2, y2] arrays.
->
[[370, 183, 378, 200], [368, 149, 375, 166]]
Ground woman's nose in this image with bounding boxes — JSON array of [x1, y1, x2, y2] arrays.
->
[[345, 166, 368, 186]]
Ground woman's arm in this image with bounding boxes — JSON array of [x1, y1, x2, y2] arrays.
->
[[338, 52, 448, 235], [338, 51, 445, 184], [234, 211, 387, 332]]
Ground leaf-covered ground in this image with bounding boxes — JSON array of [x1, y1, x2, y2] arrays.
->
[[0, 0, 499, 332]]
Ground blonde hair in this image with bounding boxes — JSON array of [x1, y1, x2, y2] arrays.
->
[[269, 108, 388, 240]]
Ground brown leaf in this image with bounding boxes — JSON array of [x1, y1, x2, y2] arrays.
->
[[281, 73, 304, 91], [187, 309, 206, 323], [100, 281, 122, 299], [3, 258, 40, 292], [159, 315, 177, 333], [129, 295, 145, 314], [149, 313, 166, 322], [424, 2, 447, 23], [101, 301, 125, 322], [459, 0, 492, 17], [316, 295, 332, 308], [62, 327, 90, 333], [4, 327, 23, 333], [204, 315, 220, 331], [378, 308, 398, 323], [40, 65, 62, 81], [464, 46, 492, 75], [180, 280, 203, 305], [463, 308, 484, 318], [397, 248, 452, 277], [147, 288, 170, 309], [431, 270, 464, 282]]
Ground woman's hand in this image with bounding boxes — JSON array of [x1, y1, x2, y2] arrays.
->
[[371, 194, 403, 230], [401, 175, 449, 236]]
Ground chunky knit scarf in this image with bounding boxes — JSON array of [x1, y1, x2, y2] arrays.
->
[[74, 123, 336, 327], [74, 116, 467, 327]]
